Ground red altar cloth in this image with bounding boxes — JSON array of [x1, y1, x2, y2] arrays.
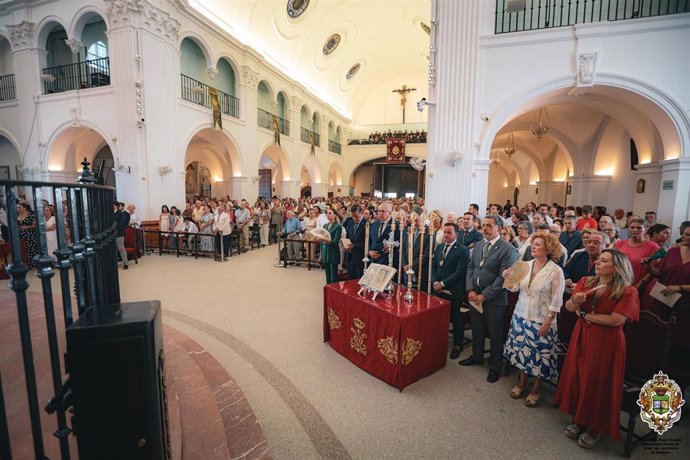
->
[[324, 280, 450, 390]]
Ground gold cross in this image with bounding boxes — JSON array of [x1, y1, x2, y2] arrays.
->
[[392, 85, 417, 124]]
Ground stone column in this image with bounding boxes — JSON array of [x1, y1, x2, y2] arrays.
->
[[238, 65, 260, 189], [7, 21, 42, 173], [425, 0, 484, 215]]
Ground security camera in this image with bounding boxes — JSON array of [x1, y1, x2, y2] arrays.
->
[[417, 98, 436, 112], [417, 98, 427, 112]]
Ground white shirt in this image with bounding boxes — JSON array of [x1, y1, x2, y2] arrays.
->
[[507, 259, 565, 323], [213, 211, 233, 235], [128, 212, 142, 228]]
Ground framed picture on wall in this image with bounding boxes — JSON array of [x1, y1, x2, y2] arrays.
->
[[636, 179, 645, 193], [0, 166, 9, 181]]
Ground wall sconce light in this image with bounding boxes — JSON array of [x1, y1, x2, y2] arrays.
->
[[158, 166, 172, 176]]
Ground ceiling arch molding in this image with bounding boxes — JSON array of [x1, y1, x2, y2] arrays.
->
[[481, 75, 687, 167]]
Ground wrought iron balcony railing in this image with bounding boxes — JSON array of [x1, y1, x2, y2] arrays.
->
[[301, 127, 321, 147], [495, 0, 689, 34], [0, 74, 16, 101], [328, 139, 342, 154], [42, 57, 110, 94], [258, 108, 290, 135], [180, 74, 240, 119]]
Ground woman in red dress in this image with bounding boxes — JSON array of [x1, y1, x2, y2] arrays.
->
[[554, 249, 639, 449]]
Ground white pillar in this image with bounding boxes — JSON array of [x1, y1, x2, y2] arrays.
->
[[282, 180, 300, 198], [658, 158, 690, 240], [104, 0, 183, 219], [7, 21, 42, 170], [426, 0, 484, 215], [569, 176, 611, 209]]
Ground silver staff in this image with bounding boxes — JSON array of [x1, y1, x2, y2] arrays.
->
[[428, 223, 436, 293], [417, 223, 425, 291]]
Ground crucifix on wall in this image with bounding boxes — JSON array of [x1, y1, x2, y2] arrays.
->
[[392, 85, 416, 124]]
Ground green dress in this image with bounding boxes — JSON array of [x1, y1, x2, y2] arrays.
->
[[321, 222, 342, 284]]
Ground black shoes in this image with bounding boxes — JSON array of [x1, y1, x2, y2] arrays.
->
[[449, 347, 462, 360], [123, 264, 129, 270], [459, 357, 482, 366], [487, 370, 500, 383]]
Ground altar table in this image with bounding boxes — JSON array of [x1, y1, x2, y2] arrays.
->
[[323, 279, 450, 390]]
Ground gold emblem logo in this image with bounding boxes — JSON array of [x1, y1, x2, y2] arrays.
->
[[401, 337, 422, 366], [350, 318, 367, 356], [637, 371, 685, 435], [377, 337, 398, 365], [327, 308, 341, 330]]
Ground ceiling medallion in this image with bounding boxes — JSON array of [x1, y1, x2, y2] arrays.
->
[[346, 63, 361, 80], [287, 0, 310, 19], [420, 22, 431, 35], [322, 34, 341, 56]]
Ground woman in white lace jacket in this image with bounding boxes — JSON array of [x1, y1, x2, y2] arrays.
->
[[503, 233, 565, 407]]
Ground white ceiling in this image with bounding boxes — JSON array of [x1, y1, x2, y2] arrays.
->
[[187, 0, 431, 118]]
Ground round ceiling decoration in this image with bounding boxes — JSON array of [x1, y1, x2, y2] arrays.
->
[[345, 63, 361, 80], [420, 22, 430, 35], [322, 34, 341, 56], [287, 0, 310, 19]]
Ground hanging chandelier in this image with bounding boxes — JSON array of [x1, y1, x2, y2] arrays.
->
[[531, 108, 550, 140], [504, 131, 517, 157], [490, 150, 502, 166]]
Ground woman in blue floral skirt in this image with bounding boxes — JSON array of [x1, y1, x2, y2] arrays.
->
[[503, 233, 565, 407]]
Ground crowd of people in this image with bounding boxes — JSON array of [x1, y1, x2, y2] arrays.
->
[[5, 191, 687, 451], [348, 129, 428, 145], [276, 195, 687, 451]]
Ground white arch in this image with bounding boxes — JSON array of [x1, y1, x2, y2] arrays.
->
[[480, 75, 689, 164], [0, 128, 22, 155], [70, 6, 110, 41], [258, 142, 290, 180], [0, 30, 14, 53], [35, 16, 70, 49], [45, 120, 115, 169], [178, 33, 213, 69], [345, 151, 425, 187], [214, 53, 241, 89], [181, 125, 243, 177], [327, 160, 344, 185], [301, 153, 323, 184]]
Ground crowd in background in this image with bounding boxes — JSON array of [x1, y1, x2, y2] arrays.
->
[[348, 129, 428, 145]]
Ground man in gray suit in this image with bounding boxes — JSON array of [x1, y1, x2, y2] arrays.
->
[[460, 215, 518, 383]]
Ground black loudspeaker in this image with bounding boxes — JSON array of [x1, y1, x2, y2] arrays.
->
[[67, 301, 171, 460]]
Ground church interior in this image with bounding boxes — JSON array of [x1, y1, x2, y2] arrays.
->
[[1, 0, 689, 458]]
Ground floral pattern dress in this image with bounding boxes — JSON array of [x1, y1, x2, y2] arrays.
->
[[18, 212, 39, 263], [503, 260, 565, 380], [200, 212, 215, 251]]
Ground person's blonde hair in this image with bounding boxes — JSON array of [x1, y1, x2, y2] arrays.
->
[[585, 249, 633, 299], [530, 233, 563, 263]]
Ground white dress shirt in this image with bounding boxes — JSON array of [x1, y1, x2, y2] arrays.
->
[[507, 259, 565, 323]]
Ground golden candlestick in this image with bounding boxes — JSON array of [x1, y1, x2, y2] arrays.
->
[[405, 225, 414, 302], [427, 223, 435, 293]]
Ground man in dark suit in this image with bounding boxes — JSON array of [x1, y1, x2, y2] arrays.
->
[[431, 222, 470, 359], [459, 212, 483, 249], [368, 202, 395, 266], [343, 204, 366, 279], [461, 215, 517, 383]]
